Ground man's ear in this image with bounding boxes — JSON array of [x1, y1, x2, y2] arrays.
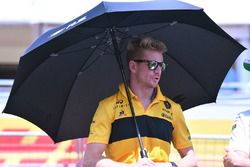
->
[[129, 60, 137, 73]]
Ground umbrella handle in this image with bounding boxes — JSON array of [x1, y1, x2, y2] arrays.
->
[[140, 149, 148, 159], [109, 27, 148, 159]]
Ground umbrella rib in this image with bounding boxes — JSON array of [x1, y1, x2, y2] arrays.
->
[[167, 53, 214, 101], [115, 29, 134, 51], [116, 29, 132, 39], [79, 34, 117, 72], [143, 23, 177, 35], [63, 26, 134, 58], [60, 46, 95, 55], [58, 29, 108, 55], [80, 45, 113, 72], [55, 33, 111, 141], [60, 37, 113, 56]]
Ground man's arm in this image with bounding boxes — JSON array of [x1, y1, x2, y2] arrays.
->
[[82, 143, 106, 167], [82, 143, 157, 167], [224, 149, 250, 167], [169, 104, 197, 167], [176, 146, 197, 167], [155, 146, 197, 167]]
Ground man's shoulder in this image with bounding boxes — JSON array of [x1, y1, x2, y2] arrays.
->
[[99, 91, 120, 105], [164, 96, 181, 107]]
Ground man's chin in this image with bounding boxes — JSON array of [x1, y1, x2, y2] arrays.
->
[[149, 83, 158, 89]]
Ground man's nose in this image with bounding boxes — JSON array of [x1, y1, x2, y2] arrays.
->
[[154, 65, 162, 74]]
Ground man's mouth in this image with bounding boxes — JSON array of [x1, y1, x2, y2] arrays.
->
[[154, 77, 160, 81]]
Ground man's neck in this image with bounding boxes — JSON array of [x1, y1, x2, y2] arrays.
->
[[129, 82, 156, 109]]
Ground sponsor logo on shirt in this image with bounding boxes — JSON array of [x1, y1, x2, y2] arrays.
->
[[161, 107, 173, 120], [116, 100, 123, 104], [161, 112, 173, 120], [162, 108, 172, 115], [113, 99, 129, 109]]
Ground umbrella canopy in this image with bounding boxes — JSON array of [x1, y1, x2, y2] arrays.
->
[[3, 0, 245, 143]]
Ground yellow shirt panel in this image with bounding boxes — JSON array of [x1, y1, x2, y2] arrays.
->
[[88, 84, 192, 163]]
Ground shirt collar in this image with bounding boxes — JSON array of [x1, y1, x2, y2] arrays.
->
[[118, 83, 166, 102]]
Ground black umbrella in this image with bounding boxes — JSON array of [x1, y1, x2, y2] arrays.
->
[[3, 0, 245, 157]]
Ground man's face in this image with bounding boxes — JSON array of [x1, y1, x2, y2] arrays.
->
[[132, 49, 164, 88]]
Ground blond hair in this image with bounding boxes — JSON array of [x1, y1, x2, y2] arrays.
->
[[127, 36, 167, 62]]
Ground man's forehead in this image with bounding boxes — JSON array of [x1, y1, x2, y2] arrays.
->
[[139, 49, 164, 57]]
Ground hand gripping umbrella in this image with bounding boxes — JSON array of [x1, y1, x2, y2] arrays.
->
[[3, 0, 246, 158]]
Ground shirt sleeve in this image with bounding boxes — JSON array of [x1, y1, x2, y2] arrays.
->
[[87, 100, 113, 144], [172, 104, 193, 149], [229, 112, 249, 155]]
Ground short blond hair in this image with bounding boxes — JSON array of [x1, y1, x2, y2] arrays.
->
[[127, 36, 167, 62]]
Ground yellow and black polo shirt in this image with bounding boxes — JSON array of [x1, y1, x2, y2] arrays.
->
[[88, 84, 192, 163]]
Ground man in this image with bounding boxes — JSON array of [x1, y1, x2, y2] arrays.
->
[[83, 36, 197, 167], [223, 110, 250, 167], [243, 54, 250, 71], [223, 55, 250, 167]]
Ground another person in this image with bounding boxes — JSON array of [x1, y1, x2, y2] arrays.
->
[[223, 110, 250, 167], [83, 36, 197, 167], [243, 53, 250, 71]]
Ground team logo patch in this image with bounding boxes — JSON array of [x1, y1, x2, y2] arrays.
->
[[119, 110, 127, 117], [164, 101, 171, 109]]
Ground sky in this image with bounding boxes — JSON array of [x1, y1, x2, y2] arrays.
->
[[0, 0, 250, 24]]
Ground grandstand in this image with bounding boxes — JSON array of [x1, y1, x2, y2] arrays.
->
[[0, 80, 83, 166]]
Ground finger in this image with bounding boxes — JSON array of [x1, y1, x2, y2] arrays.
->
[[136, 159, 150, 167], [223, 155, 227, 161], [140, 158, 157, 167], [137, 162, 153, 167]]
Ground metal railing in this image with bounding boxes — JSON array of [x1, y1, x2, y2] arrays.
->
[[170, 134, 229, 167]]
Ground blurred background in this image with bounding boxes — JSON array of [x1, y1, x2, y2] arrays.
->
[[0, 0, 250, 166]]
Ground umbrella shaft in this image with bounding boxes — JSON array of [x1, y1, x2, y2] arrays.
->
[[109, 28, 148, 158]]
